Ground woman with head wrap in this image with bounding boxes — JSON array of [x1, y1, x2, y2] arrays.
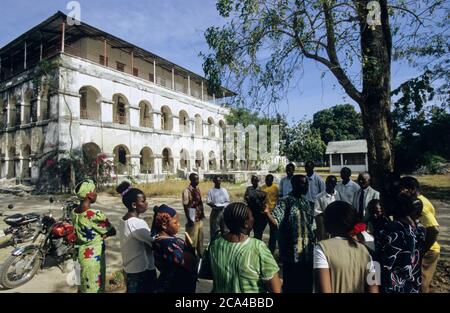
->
[[151, 204, 198, 293], [72, 179, 116, 293]]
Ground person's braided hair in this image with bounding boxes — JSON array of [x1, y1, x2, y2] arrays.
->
[[223, 202, 250, 235], [116, 181, 145, 211]]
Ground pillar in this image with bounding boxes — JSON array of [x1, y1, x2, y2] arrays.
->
[[130, 154, 141, 176], [101, 99, 113, 123], [329, 154, 332, 173]]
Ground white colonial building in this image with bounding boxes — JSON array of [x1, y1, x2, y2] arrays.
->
[[0, 12, 235, 186]]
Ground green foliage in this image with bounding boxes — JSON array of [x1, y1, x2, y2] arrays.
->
[[311, 104, 363, 144], [393, 104, 450, 173], [32, 59, 59, 94], [284, 120, 326, 164]]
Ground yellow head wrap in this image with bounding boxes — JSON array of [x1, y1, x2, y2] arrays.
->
[[75, 179, 96, 200]]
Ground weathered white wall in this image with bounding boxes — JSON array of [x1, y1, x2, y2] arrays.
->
[[59, 54, 228, 177]]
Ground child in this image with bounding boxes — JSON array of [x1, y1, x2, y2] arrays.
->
[[117, 181, 156, 293], [151, 205, 198, 293], [72, 179, 116, 293]]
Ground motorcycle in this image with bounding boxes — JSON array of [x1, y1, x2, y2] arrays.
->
[[0, 204, 40, 248], [0, 198, 78, 289]]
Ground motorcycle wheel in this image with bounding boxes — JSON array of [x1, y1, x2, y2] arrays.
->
[[0, 246, 43, 289]]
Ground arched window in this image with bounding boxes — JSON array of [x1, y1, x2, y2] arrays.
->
[[140, 147, 154, 174], [139, 101, 153, 128], [113, 94, 129, 125], [195, 150, 204, 169], [179, 110, 189, 133], [161, 106, 173, 131], [113, 145, 130, 175], [162, 148, 174, 172], [195, 114, 203, 136], [207, 117, 215, 137], [79, 86, 101, 121], [180, 149, 190, 170]]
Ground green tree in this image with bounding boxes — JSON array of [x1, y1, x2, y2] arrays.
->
[[312, 104, 363, 144], [284, 120, 326, 163], [202, 0, 448, 187]]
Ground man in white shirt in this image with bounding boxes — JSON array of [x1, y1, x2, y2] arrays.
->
[[336, 167, 360, 204], [305, 161, 325, 209], [206, 175, 230, 239], [314, 175, 341, 241]]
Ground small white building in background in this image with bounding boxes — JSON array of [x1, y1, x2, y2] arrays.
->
[[326, 140, 368, 173]]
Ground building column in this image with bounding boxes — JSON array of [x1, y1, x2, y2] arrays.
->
[[130, 154, 141, 176], [6, 100, 14, 128], [340, 154, 344, 168], [21, 101, 30, 124], [6, 155, 15, 179], [154, 110, 162, 130], [20, 155, 31, 179], [329, 154, 332, 172], [29, 154, 39, 183], [101, 99, 114, 123], [37, 96, 49, 121], [173, 155, 180, 173], [154, 155, 163, 180], [365, 153, 369, 171]]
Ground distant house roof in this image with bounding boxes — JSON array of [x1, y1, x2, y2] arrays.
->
[[326, 140, 367, 155]]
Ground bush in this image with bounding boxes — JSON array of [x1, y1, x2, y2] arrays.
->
[[416, 153, 448, 174]]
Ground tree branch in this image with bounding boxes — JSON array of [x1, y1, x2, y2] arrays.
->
[[321, 1, 362, 104]]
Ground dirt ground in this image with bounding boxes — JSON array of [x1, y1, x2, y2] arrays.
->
[[0, 192, 449, 293]]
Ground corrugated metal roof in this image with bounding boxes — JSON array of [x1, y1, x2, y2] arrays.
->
[[0, 11, 235, 98], [326, 140, 367, 154]]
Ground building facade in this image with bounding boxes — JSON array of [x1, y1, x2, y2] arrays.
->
[[0, 12, 233, 186], [326, 140, 369, 173]]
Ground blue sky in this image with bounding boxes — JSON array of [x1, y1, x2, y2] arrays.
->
[[0, 0, 422, 121]]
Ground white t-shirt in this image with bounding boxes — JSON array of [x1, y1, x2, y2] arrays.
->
[[206, 187, 230, 209], [313, 236, 375, 272], [118, 217, 155, 274]]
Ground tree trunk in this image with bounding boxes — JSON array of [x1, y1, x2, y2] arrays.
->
[[358, 0, 394, 190]]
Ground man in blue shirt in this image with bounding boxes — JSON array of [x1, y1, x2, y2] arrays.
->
[[279, 163, 295, 198], [305, 161, 325, 210]]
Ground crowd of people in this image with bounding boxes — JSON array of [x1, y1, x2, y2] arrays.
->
[[69, 162, 440, 294]]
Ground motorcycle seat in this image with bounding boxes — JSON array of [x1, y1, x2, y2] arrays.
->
[[4, 214, 25, 226], [4, 213, 39, 227]]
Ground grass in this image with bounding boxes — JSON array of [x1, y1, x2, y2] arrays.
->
[[102, 171, 449, 202], [416, 174, 450, 201]]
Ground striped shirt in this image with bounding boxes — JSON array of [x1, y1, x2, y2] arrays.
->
[[208, 236, 279, 293]]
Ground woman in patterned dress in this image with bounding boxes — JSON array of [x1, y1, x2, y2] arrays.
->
[[151, 205, 198, 293], [72, 179, 116, 293], [376, 193, 426, 293]]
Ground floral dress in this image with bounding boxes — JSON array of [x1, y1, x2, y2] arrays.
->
[[377, 220, 426, 293], [72, 208, 113, 293], [153, 235, 197, 293]]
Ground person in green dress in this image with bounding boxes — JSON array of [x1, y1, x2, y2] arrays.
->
[[206, 202, 281, 293], [72, 179, 116, 293]]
